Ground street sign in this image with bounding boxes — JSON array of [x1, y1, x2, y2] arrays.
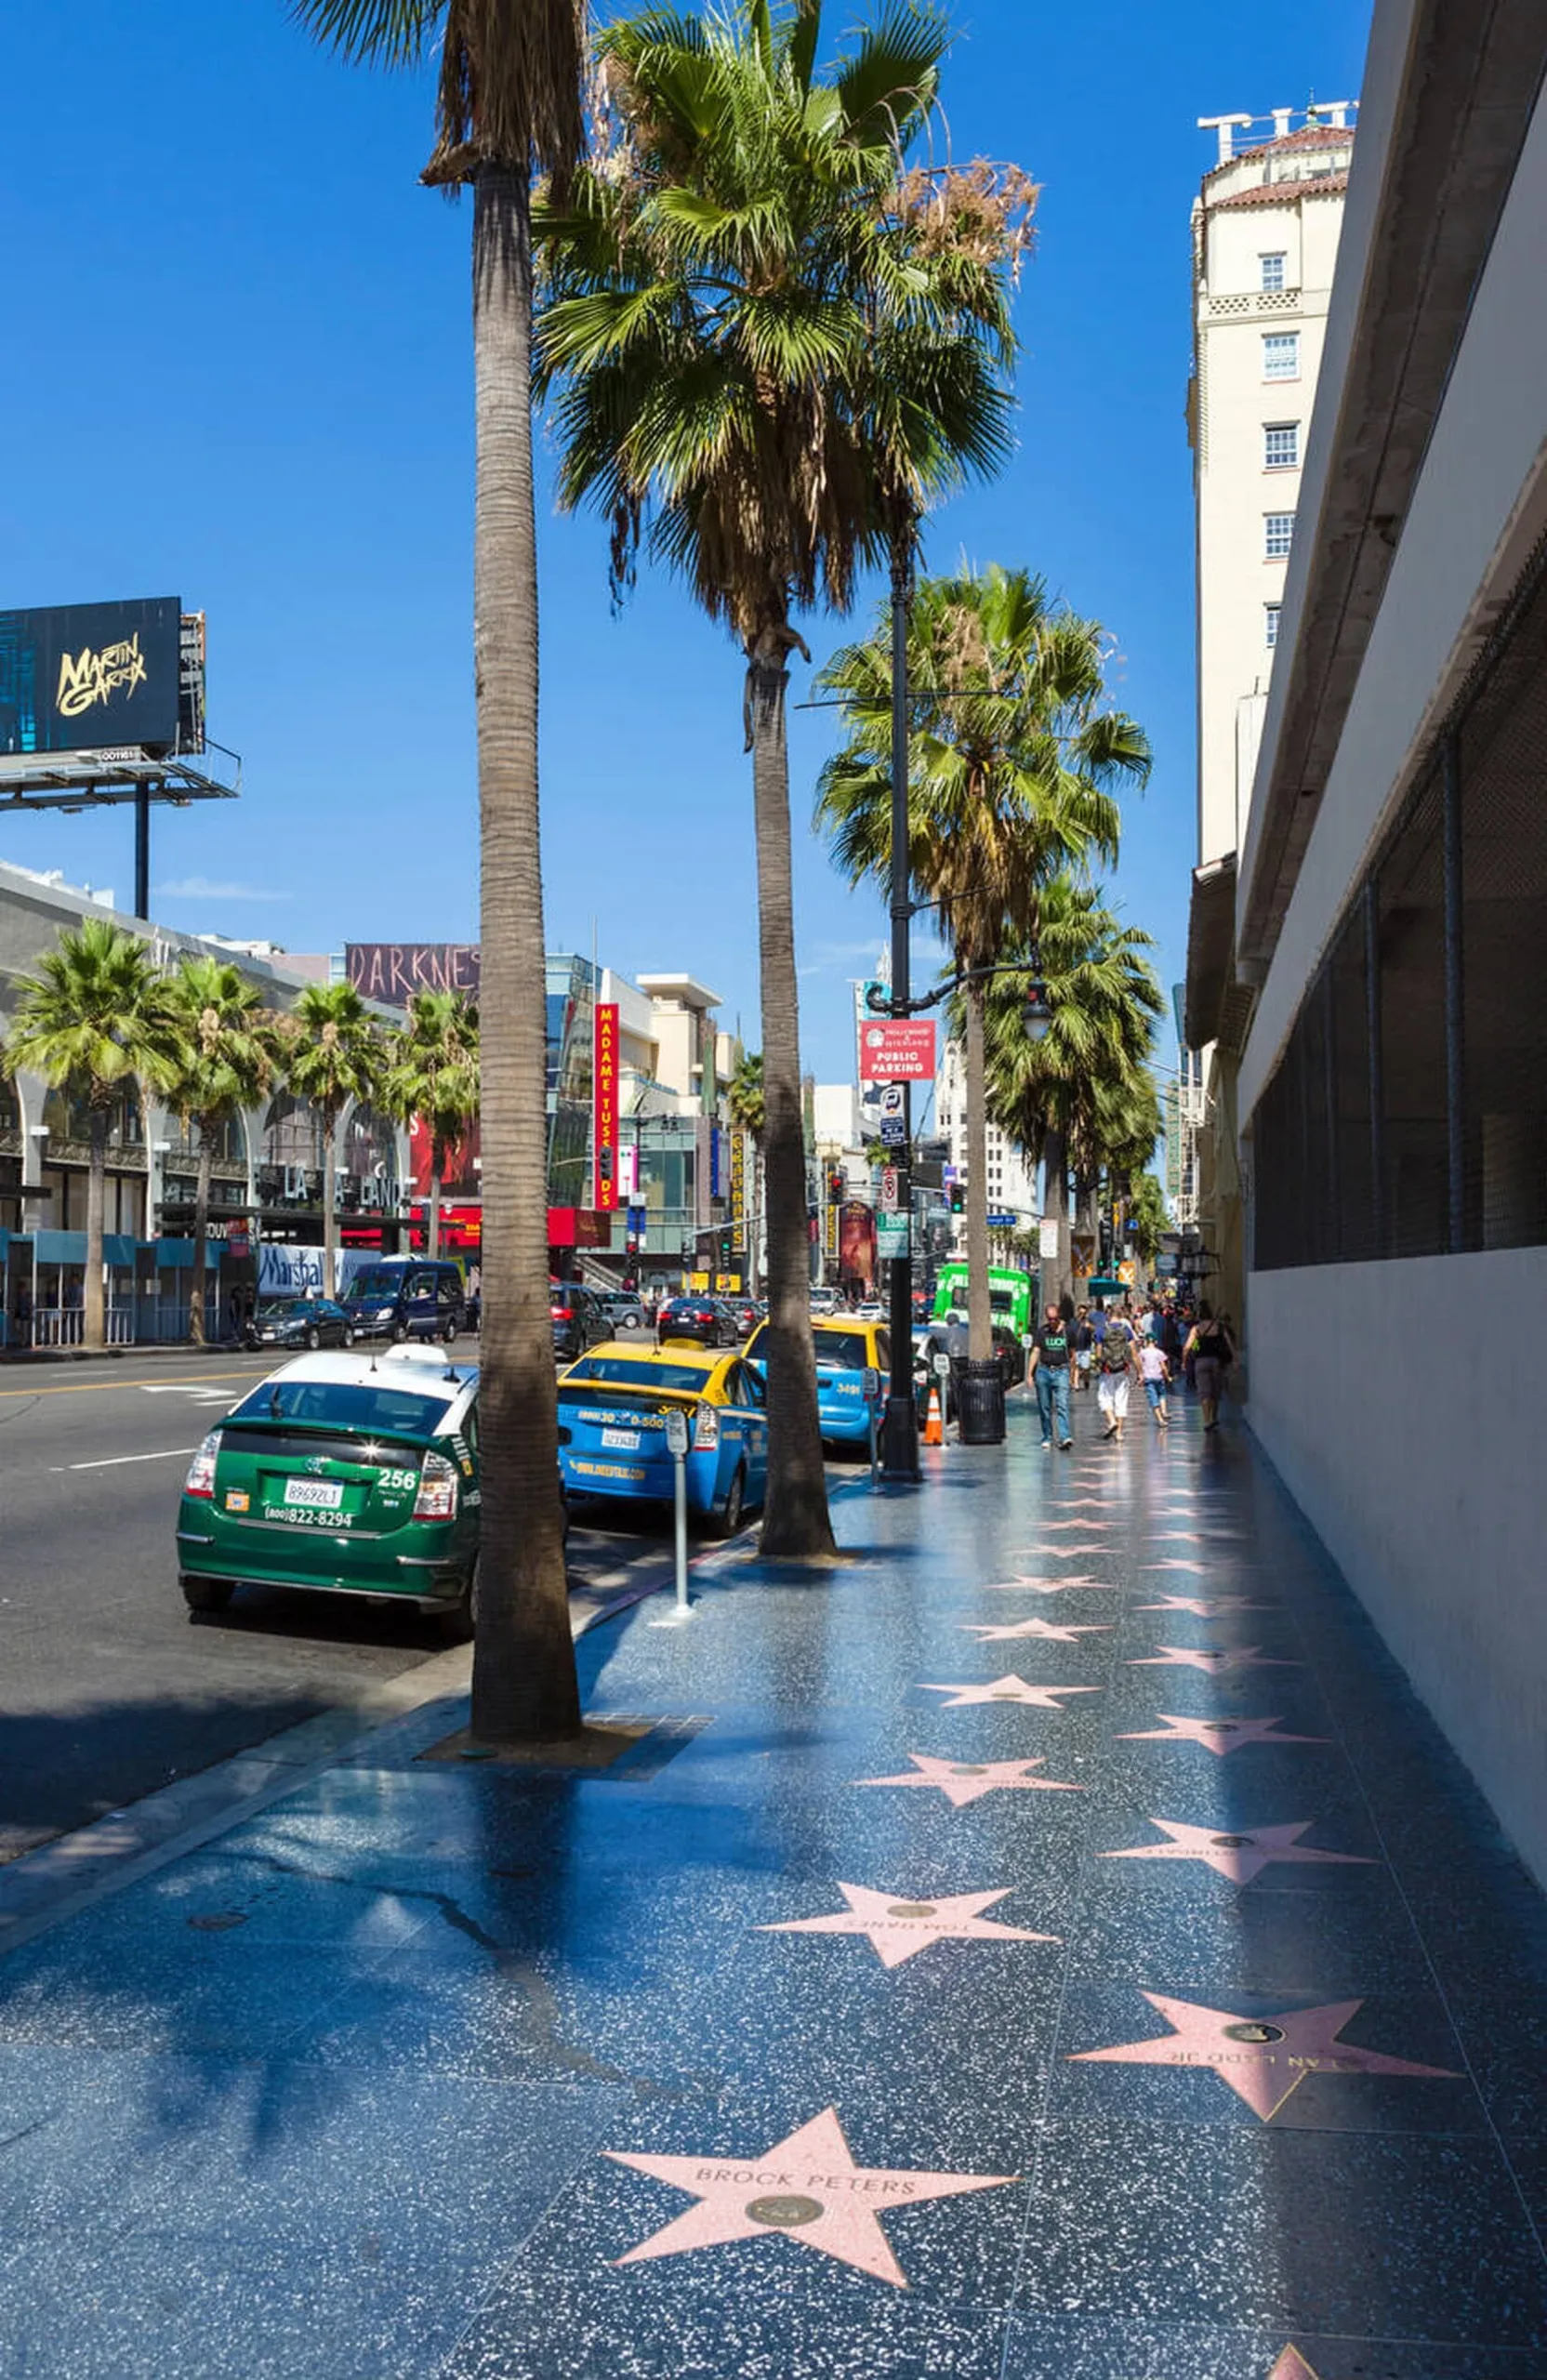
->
[[1038, 1217, 1060, 1260], [879, 1117, 906, 1148], [876, 1213, 911, 1258], [857, 1020, 936, 1084], [879, 1084, 906, 1117], [879, 1168, 901, 1211]]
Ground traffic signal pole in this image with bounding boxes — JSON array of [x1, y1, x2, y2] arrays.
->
[[881, 537, 921, 1482]]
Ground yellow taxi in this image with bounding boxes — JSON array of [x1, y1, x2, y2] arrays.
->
[[556, 1342, 768, 1535], [743, 1315, 890, 1446]]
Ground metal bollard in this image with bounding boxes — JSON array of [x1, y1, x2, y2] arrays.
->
[[863, 1364, 881, 1488]]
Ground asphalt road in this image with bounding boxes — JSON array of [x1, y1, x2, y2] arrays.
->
[[0, 1354, 683, 1864]]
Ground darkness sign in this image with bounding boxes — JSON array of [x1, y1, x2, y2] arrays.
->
[[0, 598, 181, 757], [345, 943, 482, 1008]]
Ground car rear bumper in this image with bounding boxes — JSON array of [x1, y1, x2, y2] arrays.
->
[[561, 1448, 719, 1513], [176, 1513, 469, 1603]]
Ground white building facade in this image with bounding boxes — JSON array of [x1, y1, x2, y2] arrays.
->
[[934, 1036, 1039, 1249], [1206, 1, 1547, 1883]]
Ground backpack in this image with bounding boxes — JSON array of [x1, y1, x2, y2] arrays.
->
[[1101, 1322, 1131, 1371]]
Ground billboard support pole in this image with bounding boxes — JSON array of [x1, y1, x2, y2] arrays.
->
[[133, 780, 152, 922], [881, 532, 921, 1483]]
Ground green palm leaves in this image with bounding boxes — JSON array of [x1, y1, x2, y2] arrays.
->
[[163, 958, 280, 1346], [381, 991, 481, 1260]]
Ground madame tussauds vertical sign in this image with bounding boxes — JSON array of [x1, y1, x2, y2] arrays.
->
[[593, 1003, 619, 1210]]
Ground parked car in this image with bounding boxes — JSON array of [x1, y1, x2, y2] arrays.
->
[[809, 1287, 842, 1316], [721, 1294, 760, 1338], [558, 1342, 765, 1535], [176, 1346, 485, 1638], [745, 1315, 889, 1448], [550, 1281, 611, 1362], [243, 1297, 354, 1353], [341, 1259, 466, 1344], [656, 1295, 730, 1349]]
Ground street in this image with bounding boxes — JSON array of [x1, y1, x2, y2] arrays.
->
[[0, 1355, 701, 1864]]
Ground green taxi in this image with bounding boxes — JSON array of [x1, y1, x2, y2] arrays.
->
[[175, 1346, 483, 1639]]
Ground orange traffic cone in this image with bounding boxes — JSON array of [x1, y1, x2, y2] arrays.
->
[[923, 1382, 945, 1447]]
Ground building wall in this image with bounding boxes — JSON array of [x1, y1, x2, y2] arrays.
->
[[1250, 1254, 1547, 1884]]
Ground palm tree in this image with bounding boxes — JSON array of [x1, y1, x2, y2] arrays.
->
[[380, 990, 481, 1262], [536, 0, 1025, 1553], [726, 1050, 765, 1296], [977, 877, 1164, 1302], [289, 1, 586, 1739], [164, 958, 279, 1344], [280, 983, 383, 1299], [1128, 1170, 1169, 1271], [3, 919, 180, 1351], [818, 566, 1151, 1361]]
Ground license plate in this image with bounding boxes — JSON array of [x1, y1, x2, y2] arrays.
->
[[601, 1428, 641, 1451], [283, 1477, 345, 1510]]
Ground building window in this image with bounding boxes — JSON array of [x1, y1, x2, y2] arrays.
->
[[1264, 422, 1300, 470], [1261, 251, 1287, 293], [1263, 332, 1300, 380], [1265, 603, 1281, 648], [1264, 512, 1294, 561]]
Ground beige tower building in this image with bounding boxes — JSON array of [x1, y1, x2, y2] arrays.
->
[[1184, 103, 1355, 1319]]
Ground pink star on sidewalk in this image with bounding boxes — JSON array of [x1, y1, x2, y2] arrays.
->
[[1144, 1558, 1210, 1574], [985, 1574, 1117, 1594], [1038, 1517, 1111, 1532], [1269, 2350, 1321, 2380], [1069, 1990, 1458, 2121], [1051, 1498, 1115, 1511], [760, 1882, 1060, 1967], [1026, 1541, 1111, 1559], [1115, 1713, 1329, 1755], [1102, 1818, 1374, 1885], [855, 1752, 1084, 1805], [607, 2107, 1017, 2287], [961, 1617, 1112, 1644], [1135, 1595, 1276, 1618], [919, 1673, 1100, 1710], [1129, 1645, 1297, 1674]]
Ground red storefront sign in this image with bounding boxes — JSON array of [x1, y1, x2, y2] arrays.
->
[[594, 1001, 619, 1210], [548, 1208, 611, 1250], [857, 1019, 937, 1083]]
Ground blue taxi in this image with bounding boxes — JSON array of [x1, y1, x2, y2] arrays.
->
[[744, 1316, 889, 1448], [557, 1342, 767, 1535]]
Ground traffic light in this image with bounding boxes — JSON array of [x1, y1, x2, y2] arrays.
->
[[597, 1145, 614, 1184], [948, 1181, 965, 1214], [826, 1168, 845, 1203], [718, 1226, 733, 1265]]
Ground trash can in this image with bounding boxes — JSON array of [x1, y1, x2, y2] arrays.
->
[[954, 1355, 1006, 1446]]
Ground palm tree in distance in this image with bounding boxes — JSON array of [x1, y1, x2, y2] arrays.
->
[[4, 919, 180, 1352], [281, 983, 383, 1300], [976, 876, 1164, 1303], [289, 0, 586, 1739], [726, 1050, 765, 1296], [165, 958, 279, 1344], [817, 566, 1151, 1362], [536, 0, 1028, 1554], [381, 990, 481, 1263]]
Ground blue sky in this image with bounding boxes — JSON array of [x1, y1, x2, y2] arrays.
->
[[1, 0, 1369, 1078]]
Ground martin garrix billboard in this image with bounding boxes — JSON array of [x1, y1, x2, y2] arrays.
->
[[0, 597, 182, 757]]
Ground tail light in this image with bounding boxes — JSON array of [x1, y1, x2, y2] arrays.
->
[[693, 1404, 719, 1451], [183, 1431, 221, 1499], [412, 1450, 459, 1522]]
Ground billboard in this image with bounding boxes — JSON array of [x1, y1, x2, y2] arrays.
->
[[593, 1002, 619, 1210], [0, 598, 182, 757], [345, 943, 481, 1007], [857, 1019, 937, 1084]]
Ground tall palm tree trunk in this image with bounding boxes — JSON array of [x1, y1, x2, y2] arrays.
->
[[469, 167, 579, 1740], [747, 643, 834, 1560], [1044, 1127, 1072, 1307], [84, 1108, 108, 1352], [429, 1144, 443, 1263], [322, 1108, 338, 1302], [190, 1125, 213, 1345], [963, 976, 992, 1363]]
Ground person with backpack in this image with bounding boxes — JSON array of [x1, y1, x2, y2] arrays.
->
[[1184, 1303, 1237, 1431], [1097, 1302, 1138, 1442]]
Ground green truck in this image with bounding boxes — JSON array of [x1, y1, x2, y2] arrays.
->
[[931, 1263, 1037, 1341]]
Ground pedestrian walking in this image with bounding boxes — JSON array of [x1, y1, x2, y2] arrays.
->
[[1183, 1302, 1237, 1431], [1139, 1334, 1170, 1427], [1073, 1303, 1093, 1394], [1028, 1302, 1075, 1451], [1097, 1302, 1137, 1441]]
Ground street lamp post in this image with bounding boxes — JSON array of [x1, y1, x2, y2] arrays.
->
[[881, 539, 921, 1481]]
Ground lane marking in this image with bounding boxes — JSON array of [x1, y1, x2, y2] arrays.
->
[[0, 1369, 270, 1403], [53, 1447, 198, 1473]]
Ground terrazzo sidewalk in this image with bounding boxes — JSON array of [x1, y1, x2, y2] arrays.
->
[[4, 1387, 1547, 2377]]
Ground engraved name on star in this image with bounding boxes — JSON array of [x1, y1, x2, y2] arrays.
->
[[760, 1883, 1060, 1967], [1115, 1713, 1329, 1755], [1069, 1991, 1458, 2121], [985, 1574, 1117, 1595], [1129, 1645, 1298, 1674], [961, 1616, 1113, 1645], [606, 2107, 1018, 2287], [1102, 1818, 1373, 1885], [1135, 1595, 1276, 1618], [855, 1753, 1084, 1805], [919, 1673, 1100, 1710]]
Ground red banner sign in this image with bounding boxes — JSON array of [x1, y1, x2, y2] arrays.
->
[[857, 1019, 937, 1083], [594, 1001, 619, 1210]]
